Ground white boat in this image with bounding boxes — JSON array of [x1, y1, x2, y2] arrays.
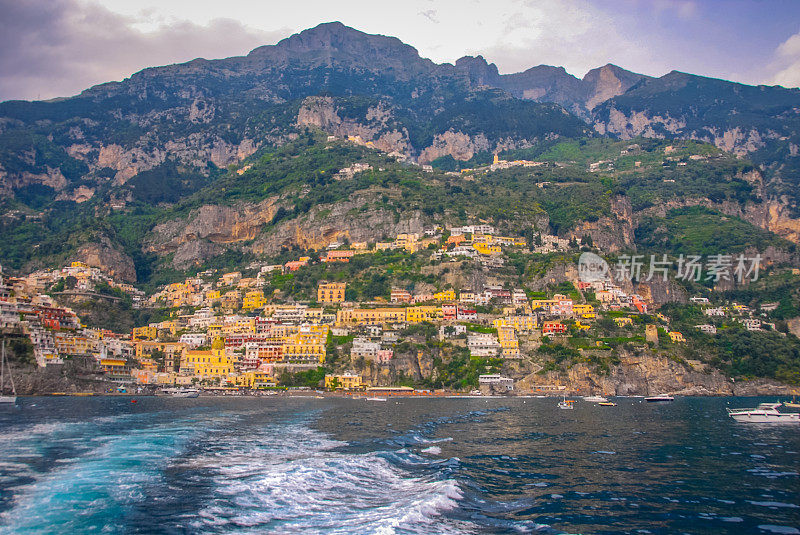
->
[[558, 396, 574, 410], [168, 388, 200, 398], [583, 395, 609, 403], [727, 403, 800, 424], [645, 395, 674, 402], [0, 341, 17, 404], [365, 397, 387, 402]]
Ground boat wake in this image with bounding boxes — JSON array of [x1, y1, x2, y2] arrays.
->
[[170, 418, 470, 534]]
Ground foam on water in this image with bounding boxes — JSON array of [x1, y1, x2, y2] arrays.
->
[[181, 419, 471, 534]]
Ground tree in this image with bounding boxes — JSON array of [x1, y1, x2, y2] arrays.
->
[[151, 348, 166, 372], [328, 376, 341, 391]]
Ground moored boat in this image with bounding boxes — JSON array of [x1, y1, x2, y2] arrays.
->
[[558, 396, 574, 410], [164, 388, 200, 398], [727, 403, 799, 424], [598, 402, 617, 406], [365, 397, 387, 402], [645, 395, 674, 402], [584, 395, 609, 403]]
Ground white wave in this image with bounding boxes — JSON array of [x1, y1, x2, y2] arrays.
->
[[188, 421, 467, 534], [420, 446, 441, 455]]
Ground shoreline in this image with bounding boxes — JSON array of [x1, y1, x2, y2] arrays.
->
[[7, 391, 796, 400]]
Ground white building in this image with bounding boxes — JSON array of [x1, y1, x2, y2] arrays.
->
[[439, 324, 467, 339], [468, 333, 500, 357], [695, 324, 717, 334], [179, 333, 207, 348], [478, 374, 513, 391], [351, 337, 381, 359]]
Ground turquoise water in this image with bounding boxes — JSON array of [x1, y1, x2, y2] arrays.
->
[[0, 396, 797, 534]]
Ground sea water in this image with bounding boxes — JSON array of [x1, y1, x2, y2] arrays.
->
[[0, 396, 797, 534]]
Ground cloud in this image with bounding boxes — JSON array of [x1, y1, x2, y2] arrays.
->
[[0, 0, 289, 101], [769, 31, 800, 88], [418, 9, 439, 23], [472, 0, 658, 78]]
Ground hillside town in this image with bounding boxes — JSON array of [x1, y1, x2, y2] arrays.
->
[[0, 221, 785, 395]]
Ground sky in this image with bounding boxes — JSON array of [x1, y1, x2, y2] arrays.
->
[[2, 0, 800, 101]]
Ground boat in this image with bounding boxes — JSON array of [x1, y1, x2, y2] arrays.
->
[[785, 391, 800, 409], [557, 396, 574, 410], [598, 402, 617, 406], [365, 397, 387, 402], [583, 395, 609, 403], [727, 403, 800, 424], [645, 395, 674, 402], [168, 388, 200, 398], [0, 341, 17, 404]]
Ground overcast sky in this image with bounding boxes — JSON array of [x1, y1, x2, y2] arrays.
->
[[2, 0, 800, 102]]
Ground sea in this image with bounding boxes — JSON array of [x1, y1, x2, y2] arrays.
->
[[0, 396, 797, 534]]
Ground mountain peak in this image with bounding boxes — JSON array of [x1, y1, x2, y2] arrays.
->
[[247, 22, 429, 72], [581, 64, 650, 109], [454, 55, 500, 85]]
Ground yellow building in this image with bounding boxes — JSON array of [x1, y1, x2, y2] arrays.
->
[[243, 290, 267, 310], [572, 304, 595, 317], [232, 369, 277, 389], [100, 357, 131, 379], [158, 320, 179, 336], [394, 233, 420, 253], [668, 331, 686, 343], [206, 289, 221, 302], [494, 316, 537, 333], [336, 307, 406, 326], [132, 325, 158, 341], [54, 333, 94, 355], [325, 372, 364, 390], [433, 289, 456, 302], [208, 323, 223, 339], [574, 321, 591, 331], [473, 243, 501, 255], [614, 317, 633, 327], [318, 282, 346, 303], [406, 306, 442, 323], [282, 327, 328, 364], [497, 327, 520, 358], [222, 317, 256, 335], [181, 340, 233, 380]]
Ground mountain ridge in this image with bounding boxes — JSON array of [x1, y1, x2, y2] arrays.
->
[[1, 21, 800, 281]]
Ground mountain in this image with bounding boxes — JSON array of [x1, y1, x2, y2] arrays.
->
[[591, 70, 800, 238], [0, 22, 799, 282], [0, 22, 589, 203], [454, 57, 650, 116]]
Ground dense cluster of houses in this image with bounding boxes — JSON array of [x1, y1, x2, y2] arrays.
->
[[3, 214, 785, 392]]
